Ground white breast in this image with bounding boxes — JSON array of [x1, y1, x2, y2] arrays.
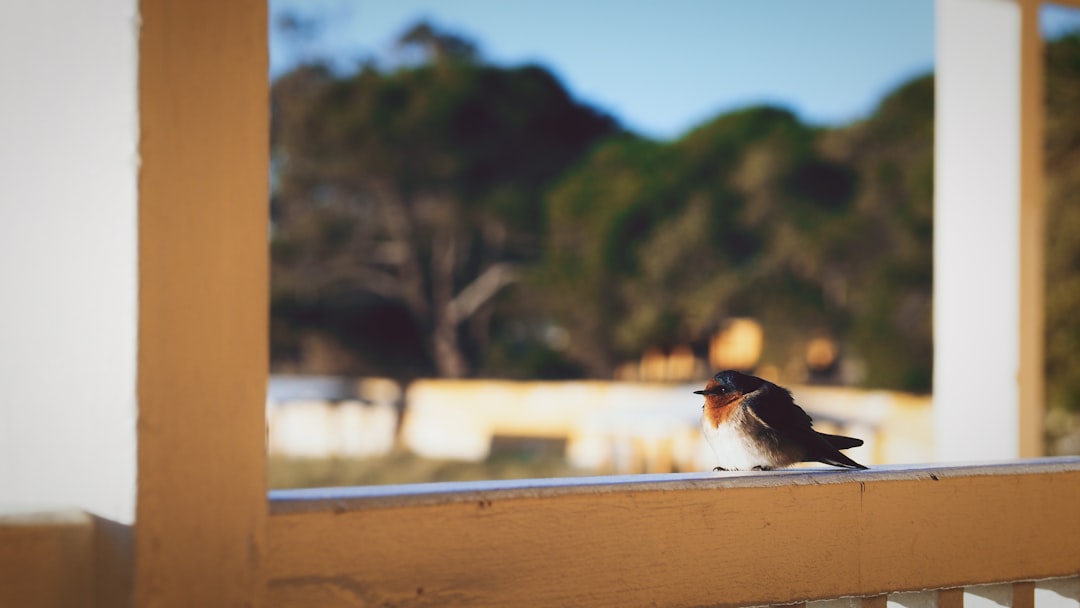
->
[[701, 418, 777, 471]]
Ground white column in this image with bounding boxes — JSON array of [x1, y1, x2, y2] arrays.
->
[[0, 1, 139, 523], [934, 0, 1023, 461]]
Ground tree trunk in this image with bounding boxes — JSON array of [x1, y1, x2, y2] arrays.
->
[[431, 319, 469, 378], [429, 228, 470, 378]]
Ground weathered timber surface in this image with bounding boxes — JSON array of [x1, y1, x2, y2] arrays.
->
[[266, 459, 1080, 607]]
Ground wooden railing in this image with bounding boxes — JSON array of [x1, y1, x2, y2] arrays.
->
[[4, 459, 1079, 606], [265, 458, 1080, 607]]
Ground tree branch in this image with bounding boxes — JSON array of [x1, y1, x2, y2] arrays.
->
[[445, 263, 519, 325]]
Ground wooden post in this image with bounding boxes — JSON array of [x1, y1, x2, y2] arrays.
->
[[136, 1, 268, 605], [1017, 0, 1046, 458]]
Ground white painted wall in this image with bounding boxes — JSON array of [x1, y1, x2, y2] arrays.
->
[[934, 0, 1022, 461], [0, 1, 139, 523]]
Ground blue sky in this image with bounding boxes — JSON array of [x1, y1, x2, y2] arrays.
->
[[270, 0, 1080, 141]]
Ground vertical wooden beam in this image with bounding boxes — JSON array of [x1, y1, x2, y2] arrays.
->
[[1012, 581, 1035, 608], [1017, 0, 1046, 458], [937, 588, 964, 608], [137, 1, 268, 606]]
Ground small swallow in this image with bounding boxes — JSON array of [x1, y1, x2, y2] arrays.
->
[[695, 370, 867, 471]]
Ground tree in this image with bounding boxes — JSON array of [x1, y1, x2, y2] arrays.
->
[[395, 20, 479, 65], [270, 22, 617, 377]]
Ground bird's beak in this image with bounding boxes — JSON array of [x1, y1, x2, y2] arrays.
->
[[693, 390, 707, 395]]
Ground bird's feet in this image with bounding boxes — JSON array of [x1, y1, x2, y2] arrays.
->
[[712, 466, 728, 472], [751, 465, 773, 471]]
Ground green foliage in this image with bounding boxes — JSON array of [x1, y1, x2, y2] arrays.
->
[[817, 75, 935, 390], [1046, 33, 1080, 412], [535, 105, 871, 380]]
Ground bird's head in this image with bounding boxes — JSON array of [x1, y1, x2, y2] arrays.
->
[[694, 370, 765, 407]]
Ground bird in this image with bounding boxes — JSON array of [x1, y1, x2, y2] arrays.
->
[[695, 370, 867, 471]]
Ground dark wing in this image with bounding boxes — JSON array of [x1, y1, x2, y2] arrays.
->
[[741, 382, 814, 438], [742, 383, 867, 469]]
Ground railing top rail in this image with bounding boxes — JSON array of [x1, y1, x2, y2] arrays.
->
[[270, 456, 1080, 514]]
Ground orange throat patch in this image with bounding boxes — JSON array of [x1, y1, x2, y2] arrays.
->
[[702, 394, 742, 428]]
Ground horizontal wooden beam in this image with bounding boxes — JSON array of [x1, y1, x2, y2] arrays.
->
[[267, 459, 1080, 607], [0, 511, 93, 608]]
